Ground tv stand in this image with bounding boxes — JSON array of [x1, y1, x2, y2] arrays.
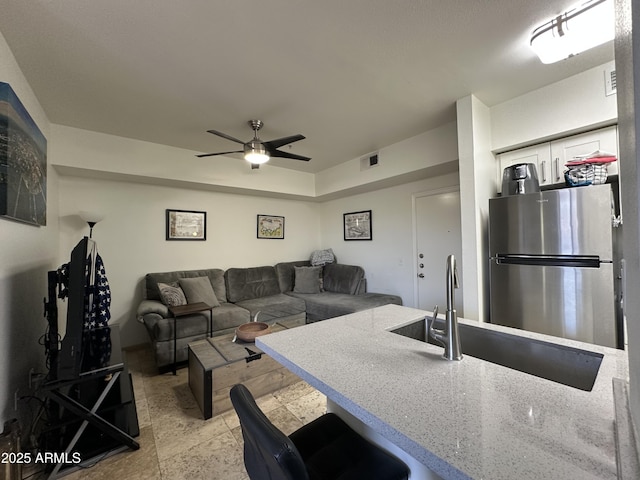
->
[[40, 326, 139, 478]]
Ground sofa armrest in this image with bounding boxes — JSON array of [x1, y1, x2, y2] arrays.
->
[[137, 299, 169, 322]]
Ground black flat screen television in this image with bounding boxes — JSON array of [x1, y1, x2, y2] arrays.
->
[[57, 236, 98, 380]]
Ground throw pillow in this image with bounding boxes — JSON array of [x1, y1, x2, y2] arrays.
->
[[158, 282, 187, 307], [310, 248, 335, 266], [293, 266, 323, 294], [179, 276, 220, 307]]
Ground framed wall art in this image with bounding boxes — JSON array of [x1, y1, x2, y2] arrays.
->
[[0, 82, 48, 226], [344, 210, 372, 241], [166, 209, 206, 240], [257, 214, 284, 239]]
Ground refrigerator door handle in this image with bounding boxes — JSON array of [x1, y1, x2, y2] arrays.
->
[[495, 254, 602, 268]]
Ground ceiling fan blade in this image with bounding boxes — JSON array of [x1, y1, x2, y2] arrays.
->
[[196, 150, 243, 158], [270, 149, 311, 162], [206, 129, 246, 145], [263, 134, 305, 150]]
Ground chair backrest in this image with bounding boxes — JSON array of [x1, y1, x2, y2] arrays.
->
[[230, 384, 310, 480]]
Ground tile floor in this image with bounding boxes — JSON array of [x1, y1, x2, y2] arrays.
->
[[47, 345, 327, 480]]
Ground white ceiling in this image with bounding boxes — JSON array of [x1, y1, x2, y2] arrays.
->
[[0, 0, 614, 173]]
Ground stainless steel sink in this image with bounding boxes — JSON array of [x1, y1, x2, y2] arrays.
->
[[390, 319, 603, 391]]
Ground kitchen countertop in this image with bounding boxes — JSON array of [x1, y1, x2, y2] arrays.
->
[[257, 304, 629, 480]]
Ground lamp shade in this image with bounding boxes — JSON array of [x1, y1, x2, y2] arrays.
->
[[78, 211, 105, 224], [530, 0, 614, 64]]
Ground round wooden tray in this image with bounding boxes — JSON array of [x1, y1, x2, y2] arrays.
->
[[235, 322, 271, 342]]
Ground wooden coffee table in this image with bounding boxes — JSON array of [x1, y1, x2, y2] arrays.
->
[[188, 319, 303, 420]]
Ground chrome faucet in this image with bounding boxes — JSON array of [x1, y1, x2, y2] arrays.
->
[[428, 254, 463, 361]]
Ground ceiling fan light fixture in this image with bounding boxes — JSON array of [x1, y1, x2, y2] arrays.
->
[[245, 151, 270, 164], [199, 120, 309, 164], [244, 140, 269, 164], [530, 0, 614, 64]]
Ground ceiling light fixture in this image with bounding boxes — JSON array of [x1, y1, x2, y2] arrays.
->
[[244, 140, 269, 164], [530, 0, 614, 64], [244, 120, 270, 164]]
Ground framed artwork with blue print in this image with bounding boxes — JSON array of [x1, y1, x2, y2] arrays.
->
[[0, 82, 47, 226]]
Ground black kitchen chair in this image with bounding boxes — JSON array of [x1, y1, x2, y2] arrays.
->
[[230, 383, 409, 480]]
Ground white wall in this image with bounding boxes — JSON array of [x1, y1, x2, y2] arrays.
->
[[315, 122, 460, 307], [456, 95, 495, 322], [318, 173, 460, 306], [491, 61, 618, 151], [315, 122, 458, 196], [0, 31, 58, 428], [57, 175, 322, 347], [51, 124, 317, 199]]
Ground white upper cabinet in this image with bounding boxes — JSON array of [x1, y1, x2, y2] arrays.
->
[[496, 144, 551, 193], [550, 125, 619, 180], [496, 126, 619, 192]]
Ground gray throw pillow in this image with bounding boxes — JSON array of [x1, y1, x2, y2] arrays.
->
[[293, 266, 323, 294], [157, 282, 187, 307], [179, 277, 220, 307]]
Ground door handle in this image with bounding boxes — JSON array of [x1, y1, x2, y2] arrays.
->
[[418, 273, 425, 278]]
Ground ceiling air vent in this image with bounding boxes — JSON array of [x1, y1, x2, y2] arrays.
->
[[360, 152, 380, 171], [605, 67, 616, 96]]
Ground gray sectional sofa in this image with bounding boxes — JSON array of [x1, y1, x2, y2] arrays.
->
[[137, 260, 402, 371]]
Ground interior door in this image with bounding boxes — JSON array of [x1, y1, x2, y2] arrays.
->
[[414, 189, 463, 314]]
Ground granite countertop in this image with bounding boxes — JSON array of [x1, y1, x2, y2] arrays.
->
[[257, 304, 629, 480]]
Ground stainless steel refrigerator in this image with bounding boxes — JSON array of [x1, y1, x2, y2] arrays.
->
[[489, 184, 619, 348]]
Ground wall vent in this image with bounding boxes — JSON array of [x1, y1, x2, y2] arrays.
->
[[605, 67, 617, 96], [360, 152, 380, 171]]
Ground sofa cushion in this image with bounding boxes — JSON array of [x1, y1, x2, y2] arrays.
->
[[234, 293, 306, 322], [158, 282, 187, 306], [322, 264, 364, 295], [146, 269, 227, 303], [275, 261, 312, 293], [288, 292, 402, 322], [212, 303, 251, 331], [144, 303, 249, 342], [225, 266, 281, 303], [148, 312, 209, 343], [179, 276, 221, 307], [293, 266, 323, 294]]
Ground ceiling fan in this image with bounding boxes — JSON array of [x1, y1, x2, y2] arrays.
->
[[197, 120, 310, 169]]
